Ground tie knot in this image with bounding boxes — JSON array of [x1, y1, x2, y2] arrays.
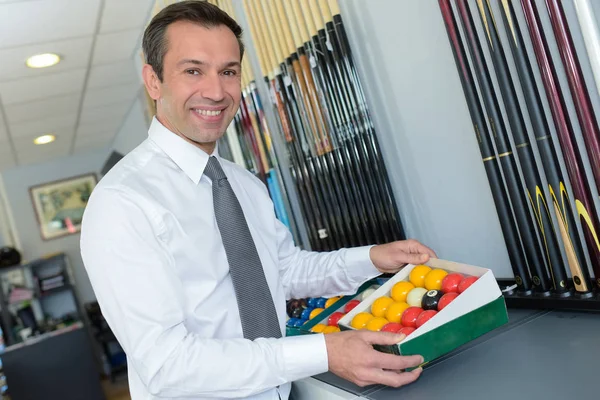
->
[[204, 156, 227, 182]]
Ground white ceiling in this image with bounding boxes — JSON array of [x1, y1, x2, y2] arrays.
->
[[0, 0, 154, 172]]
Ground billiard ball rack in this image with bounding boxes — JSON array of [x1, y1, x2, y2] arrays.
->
[[497, 279, 600, 312]]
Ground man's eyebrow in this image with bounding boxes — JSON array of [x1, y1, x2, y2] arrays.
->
[[177, 59, 206, 67], [176, 60, 241, 69]]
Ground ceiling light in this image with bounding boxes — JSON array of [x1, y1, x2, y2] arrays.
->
[[34, 134, 56, 145], [26, 53, 61, 69]]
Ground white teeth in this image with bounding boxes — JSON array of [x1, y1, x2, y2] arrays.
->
[[195, 109, 222, 116]]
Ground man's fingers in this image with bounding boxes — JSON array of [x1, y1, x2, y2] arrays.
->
[[373, 352, 424, 371], [362, 331, 406, 346], [364, 367, 423, 388]]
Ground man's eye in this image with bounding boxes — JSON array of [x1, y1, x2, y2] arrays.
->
[[223, 70, 237, 76], [186, 69, 200, 75]]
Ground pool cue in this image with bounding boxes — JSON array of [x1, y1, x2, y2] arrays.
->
[[573, 0, 600, 99], [243, 0, 324, 249], [293, 0, 383, 246], [230, 5, 289, 222], [456, 0, 552, 292], [304, 0, 396, 244], [439, 0, 532, 293], [240, 55, 293, 229], [545, 0, 600, 193], [290, 0, 384, 245], [476, 0, 569, 294], [323, 0, 406, 242], [266, 0, 353, 249], [499, 0, 592, 294], [272, 0, 363, 248], [244, 0, 332, 250], [521, 0, 600, 288], [258, 0, 347, 249], [281, 0, 374, 247]]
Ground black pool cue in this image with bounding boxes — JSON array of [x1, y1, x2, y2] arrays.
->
[[269, 0, 355, 250], [545, 0, 600, 194], [297, 0, 386, 246], [439, 0, 532, 293], [260, 0, 347, 250], [456, 0, 554, 293], [244, 0, 327, 250], [499, 0, 592, 294], [521, 0, 600, 289], [273, 0, 363, 248], [456, 0, 552, 293], [476, 0, 570, 294], [283, 0, 375, 247], [291, 0, 385, 246], [325, 0, 407, 242], [306, 0, 396, 244]]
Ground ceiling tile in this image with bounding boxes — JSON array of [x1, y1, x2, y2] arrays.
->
[[100, 0, 154, 34], [0, 111, 8, 140], [0, 68, 86, 105], [0, 151, 16, 172], [79, 100, 131, 126], [17, 148, 71, 166], [9, 113, 77, 139], [87, 61, 138, 89], [92, 29, 141, 65], [76, 119, 122, 137], [0, 37, 92, 82], [0, 0, 101, 49], [82, 83, 140, 109], [0, 138, 13, 155], [3, 94, 80, 125], [75, 132, 114, 148]]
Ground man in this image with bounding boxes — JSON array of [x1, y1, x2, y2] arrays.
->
[[80, 1, 436, 399]]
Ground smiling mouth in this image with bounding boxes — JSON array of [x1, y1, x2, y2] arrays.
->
[[193, 109, 223, 116]]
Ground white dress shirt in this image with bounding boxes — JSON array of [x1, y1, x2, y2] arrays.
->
[[80, 117, 380, 400]]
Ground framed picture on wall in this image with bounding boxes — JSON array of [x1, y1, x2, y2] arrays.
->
[[29, 173, 98, 240]]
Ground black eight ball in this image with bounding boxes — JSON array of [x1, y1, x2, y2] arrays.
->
[[422, 290, 444, 310]]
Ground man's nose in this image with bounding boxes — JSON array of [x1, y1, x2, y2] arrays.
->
[[201, 73, 225, 102]]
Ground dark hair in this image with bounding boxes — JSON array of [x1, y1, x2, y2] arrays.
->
[[142, 0, 244, 81]]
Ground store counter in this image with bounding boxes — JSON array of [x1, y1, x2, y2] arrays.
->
[[292, 308, 599, 399], [0, 323, 105, 400]]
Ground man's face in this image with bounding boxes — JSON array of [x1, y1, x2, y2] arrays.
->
[[144, 21, 242, 153]]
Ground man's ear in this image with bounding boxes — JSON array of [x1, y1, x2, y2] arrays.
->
[[142, 64, 161, 100]]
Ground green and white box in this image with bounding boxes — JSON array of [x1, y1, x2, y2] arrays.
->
[[338, 258, 509, 365]]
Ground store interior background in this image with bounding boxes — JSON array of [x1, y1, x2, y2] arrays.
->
[[0, 0, 599, 398]]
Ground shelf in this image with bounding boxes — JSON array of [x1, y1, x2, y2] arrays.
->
[[38, 284, 72, 299], [498, 279, 600, 312]]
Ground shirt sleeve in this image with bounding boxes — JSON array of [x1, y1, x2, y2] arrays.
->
[[80, 187, 328, 398], [275, 217, 382, 300]]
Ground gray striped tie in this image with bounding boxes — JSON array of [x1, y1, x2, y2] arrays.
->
[[204, 156, 282, 340]]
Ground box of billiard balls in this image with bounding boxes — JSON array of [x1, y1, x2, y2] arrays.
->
[[337, 258, 509, 367], [285, 278, 385, 336], [299, 279, 385, 335]]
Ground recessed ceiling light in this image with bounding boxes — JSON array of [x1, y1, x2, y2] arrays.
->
[[26, 53, 61, 69], [34, 134, 56, 145]]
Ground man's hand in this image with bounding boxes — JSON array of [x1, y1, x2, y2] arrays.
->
[[324, 330, 424, 388], [370, 239, 437, 274]]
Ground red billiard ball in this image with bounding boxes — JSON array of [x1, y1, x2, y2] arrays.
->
[[438, 292, 459, 311], [401, 306, 423, 328], [381, 322, 403, 333], [441, 273, 463, 293], [344, 300, 361, 313], [398, 326, 416, 336], [458, 276, 478, 293], [328, 312, 345, 326], [415, 310, 437, 328]]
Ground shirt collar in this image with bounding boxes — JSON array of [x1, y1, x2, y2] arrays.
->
[[148, 116, 220, 185]]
